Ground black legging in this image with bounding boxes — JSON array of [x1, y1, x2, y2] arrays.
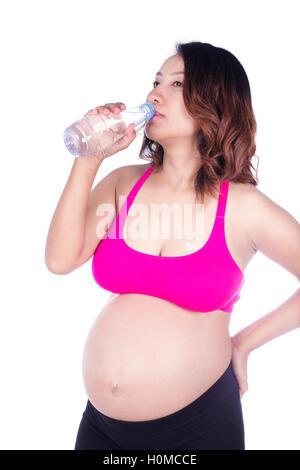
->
[[74, 359, 245, 450]]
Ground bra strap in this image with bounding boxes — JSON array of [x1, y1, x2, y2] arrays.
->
[[216, 180, 229, 219], [116, 166, 154, 238], [127, 166, 154, 212]]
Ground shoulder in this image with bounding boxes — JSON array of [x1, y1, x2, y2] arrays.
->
[[228, 180, 281, 236], [229, 180, 291, 218], [115, 163, 152, 203], [230, 181, 300, 279], [228, 180, 256, 196], [227, 180, 276, 253], [116, 162, 152, 190], [116, 162, 152, 178], [228, 180, 270, 212]]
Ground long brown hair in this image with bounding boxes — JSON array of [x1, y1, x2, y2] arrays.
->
[[138, 41, 259, 202]]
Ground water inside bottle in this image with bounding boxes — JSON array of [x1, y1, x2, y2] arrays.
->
[[64, 119, 101, 157]]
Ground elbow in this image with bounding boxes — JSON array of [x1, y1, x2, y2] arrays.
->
[[44, 256, 73, 275], [46, 265, 71, 275]]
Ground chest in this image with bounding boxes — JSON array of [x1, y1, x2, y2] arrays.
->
[[116, 177, 253, 273]]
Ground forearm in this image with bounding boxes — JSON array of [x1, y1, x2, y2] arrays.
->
[[232, 286, 300, 355]]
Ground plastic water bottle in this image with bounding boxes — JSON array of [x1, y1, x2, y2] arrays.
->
[[63, 102, 156, 158]]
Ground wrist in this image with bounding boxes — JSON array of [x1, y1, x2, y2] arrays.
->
[[231, 332, 252, 358], [72, 155, 104, 174]]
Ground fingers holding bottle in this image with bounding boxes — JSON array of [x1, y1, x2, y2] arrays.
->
[[83, 102, 137, 159], [84, 102, 126, 118]]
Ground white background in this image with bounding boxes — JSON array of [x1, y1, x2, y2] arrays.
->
[[0, 0, 299, 450]]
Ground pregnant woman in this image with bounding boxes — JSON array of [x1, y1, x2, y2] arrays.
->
[[45, 42, 300, 450]]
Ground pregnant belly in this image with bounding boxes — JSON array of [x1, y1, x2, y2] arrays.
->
[[82, 294, 232, 422]]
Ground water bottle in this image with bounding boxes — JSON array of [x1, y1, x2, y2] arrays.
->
[[63, 102, 156, 158]]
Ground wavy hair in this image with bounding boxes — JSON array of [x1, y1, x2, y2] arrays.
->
[[138, 41, 259, 202]]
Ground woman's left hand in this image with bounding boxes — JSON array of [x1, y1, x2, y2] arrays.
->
[[231, 334, 250, 399]]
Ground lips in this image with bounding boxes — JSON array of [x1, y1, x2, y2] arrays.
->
[[150, 111, 164, 120]]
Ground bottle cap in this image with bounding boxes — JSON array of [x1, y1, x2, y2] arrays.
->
[[140, 103, 156, 121]]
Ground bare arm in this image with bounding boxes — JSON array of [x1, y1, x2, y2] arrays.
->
[[233, 287, 300, 356], [44, 102, 137, 274], [232, 185, 300, 355], [44, 156, 117, 274]]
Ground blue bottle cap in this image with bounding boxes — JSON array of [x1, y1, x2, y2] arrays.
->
[[139, 103, 156, 121]]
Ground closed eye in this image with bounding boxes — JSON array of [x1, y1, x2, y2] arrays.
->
[[152, 80, 183, 88]]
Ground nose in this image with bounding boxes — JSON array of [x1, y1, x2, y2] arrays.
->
[[147, 88, 161, 107]]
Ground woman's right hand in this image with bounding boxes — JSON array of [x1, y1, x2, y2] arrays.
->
[[83, 102, 137, 160]]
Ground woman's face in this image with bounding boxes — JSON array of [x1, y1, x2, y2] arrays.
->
[[145, 54, 198, 146]]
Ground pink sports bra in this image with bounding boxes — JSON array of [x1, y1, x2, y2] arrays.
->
[[92, 165, 245, 313]]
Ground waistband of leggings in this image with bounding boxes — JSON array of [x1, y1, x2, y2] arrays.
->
[[88, 359, 236, 429]]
